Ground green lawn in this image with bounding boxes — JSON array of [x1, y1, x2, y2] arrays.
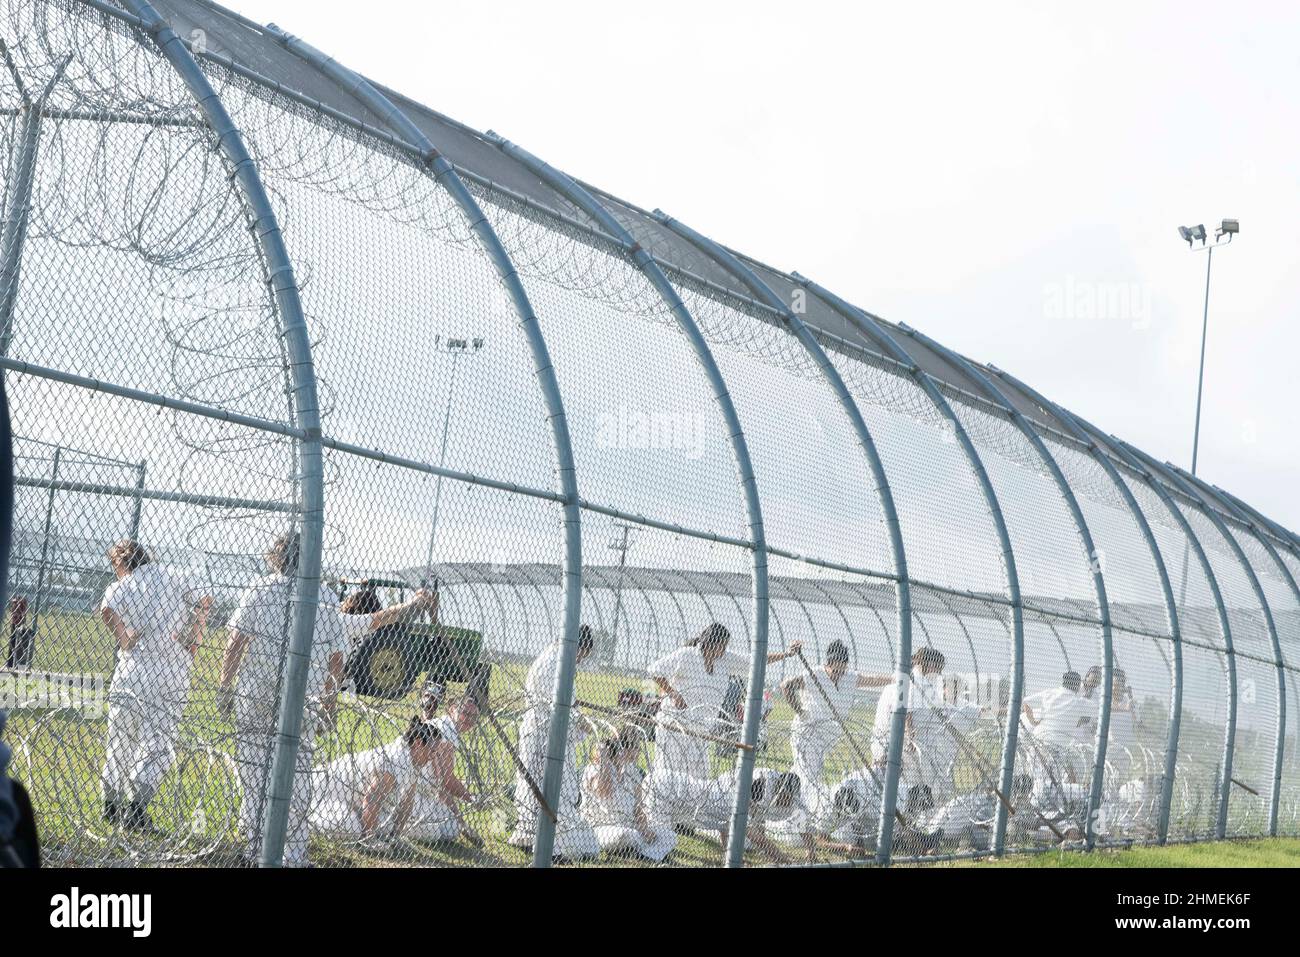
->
[[944, 838, 1300, 868]]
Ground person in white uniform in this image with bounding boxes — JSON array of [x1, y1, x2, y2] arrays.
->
[[644, 763, 802, 861], [1022, 670, 1090, 783], [1018, 669, 1099, 838], [781, 640, 891, 795], [870, 647, 966, 806], [221, 532, 349, 866], [581, 727, 674, 862], [331, 585, 440, 728], [1102, 669, 1142, 782], [810, 767, 884, 854], [311, 715, 440, 841], [508, 625, 599, 859], [1100, 669, 1151, 835], [99, 539, 211, 832], [405, 696, 484, 846], [649, 624, 799, 782], [919, 773, 1036, 852]]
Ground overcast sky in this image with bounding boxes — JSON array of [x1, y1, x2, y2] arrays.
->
[[241, 0, 1300, 531]]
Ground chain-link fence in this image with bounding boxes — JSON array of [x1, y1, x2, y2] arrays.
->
[[1, 0, 1297, 868]]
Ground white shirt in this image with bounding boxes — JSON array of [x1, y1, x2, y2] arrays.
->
[[581, 761, 640, 827], [792, 669, 860, 738], [1106, 707, 1140, 778], [871, 670, 949, 761], [524, 642, 578, 711], [871, 671, 910, 761], [341, 739, 414, 813], [227, 573, 347, 714], [100, 563, 195, 694], [906, 672, 950, 747], [648, 645, 748, 728], [431, 714, 460, 750], [1024, 686, 1094, 750]]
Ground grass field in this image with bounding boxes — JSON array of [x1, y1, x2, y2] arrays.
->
[[944, 838, 1300, 868]]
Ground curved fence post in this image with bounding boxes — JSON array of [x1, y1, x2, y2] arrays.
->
[[263, 24, 585, 868], [0, 58, 69, 359], [481, 133, 770, 868], [1160, 465, 1288, 836], [652, 213, 912, 865], [118, 0, 325, 867], [988, 367, 1184, 843], [1108, 443, 1238, 837], [1216, 487, 1300, 558], [899, 329, 1114, 849], [788, 275, 1025, 855]]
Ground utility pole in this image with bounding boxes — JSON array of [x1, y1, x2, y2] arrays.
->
[[606, 522, 636, 668]]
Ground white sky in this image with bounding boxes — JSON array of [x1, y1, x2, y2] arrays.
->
[[240, 0, 1300, 532]]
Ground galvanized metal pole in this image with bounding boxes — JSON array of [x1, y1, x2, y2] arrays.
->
[[901, 329, 1114, 849], [480, 134, 772, 866], [989, 367, 1184, 844], [1215, 486, 1300, 559], [118, 0, 326, 868], [0, 108, 40, 360], [264, 28, 584, 867], [127, 460, 146, 542], [0, 60, 69, 359], [1114, 443, 1238, 838], [1163, 466, 1289, 836], [423, 348, 461, 572], [790, 274, 1025, 856], [607, 521, 633, 669], [652, 213, 912, 865], [30, 447, 59, 632]]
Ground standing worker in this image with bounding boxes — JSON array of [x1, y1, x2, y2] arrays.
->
[[221, 532, 348, 867], [99, 539, 211, 833], [508, 624, 598, 860]]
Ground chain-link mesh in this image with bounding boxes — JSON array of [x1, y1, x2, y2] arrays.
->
[[2, 0, 1298, 869]]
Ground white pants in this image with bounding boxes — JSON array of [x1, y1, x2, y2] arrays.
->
[[310, 798, 363, 838], [921, 792, 1001, 849], [1102, 779, 1151, 836], [651, 720, 712, 780], [592, 823, 676, 862], [810, 770, 882, 846], [406, 792, 462, 842], [791, 723, 839, 791], [902, 735, 958, 807], [509, 707, 597, 858], [644, 767, 730, 832], [102, 685, 185, 806], [236, 700, 316, 866]]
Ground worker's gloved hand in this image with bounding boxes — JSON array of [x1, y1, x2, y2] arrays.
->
[[216, 685, 236, 721]]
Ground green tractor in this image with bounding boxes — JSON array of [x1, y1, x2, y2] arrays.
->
[[334, 577, 490, 702]]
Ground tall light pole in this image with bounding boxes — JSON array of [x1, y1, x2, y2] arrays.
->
[[1175, 219, 1237, 608], [1178, 219, 1239, 477], [424, 335, 485, 572]]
